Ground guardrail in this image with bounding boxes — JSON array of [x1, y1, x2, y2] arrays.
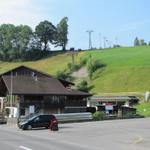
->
[[54, 112, 93, 123], [0, 113, 7, 124]]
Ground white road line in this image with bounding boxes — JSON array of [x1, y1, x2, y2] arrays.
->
[[19, 146, 32, 150]]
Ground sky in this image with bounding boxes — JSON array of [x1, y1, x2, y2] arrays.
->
[[0, 0, 150, 50]]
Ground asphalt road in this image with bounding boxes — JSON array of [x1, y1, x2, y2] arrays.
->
[[0, 118, 150, 150]]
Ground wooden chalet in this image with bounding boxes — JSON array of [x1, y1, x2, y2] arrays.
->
[[0, 65, 91, 117]]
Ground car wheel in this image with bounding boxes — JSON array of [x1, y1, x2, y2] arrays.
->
[[27, 125, 32, 130]]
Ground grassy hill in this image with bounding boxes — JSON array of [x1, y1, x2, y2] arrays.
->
[[83, 46, 150, 94], [0, 46, 150, 95], [0, 52, 84, 75]]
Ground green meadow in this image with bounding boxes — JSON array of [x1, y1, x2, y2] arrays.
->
[[0, 46, 150, 94], [83, 46, 150, 94]]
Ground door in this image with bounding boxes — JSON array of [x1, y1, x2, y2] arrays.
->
[[32, 116, 41, 128]]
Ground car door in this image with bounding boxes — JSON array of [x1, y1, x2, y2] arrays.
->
[[36, 115, 45, 128], [40, 115, 50, 127], [31, 116, 40, 128]]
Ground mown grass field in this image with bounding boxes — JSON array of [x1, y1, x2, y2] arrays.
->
[[83, 46, 150, 94], [0, 46, 150, 95], [0, 52, 84, 75]]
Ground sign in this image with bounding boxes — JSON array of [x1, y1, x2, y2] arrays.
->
[[29, 105, 35, 114], [105, 105, 113, 111]]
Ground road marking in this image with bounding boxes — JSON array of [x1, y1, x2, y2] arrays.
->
[[133, 136, 144, 144], [19, 146, 32, 150]]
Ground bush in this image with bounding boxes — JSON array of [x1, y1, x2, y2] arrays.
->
[[92, 111, 105, 121], [80, 57, 88, 66], [24, 49, 51, 61], [78, 48, 82, 51], [56, 71, 68, 80], [56, 70, 74, 82], [77, 80, 89, 92], [87, 59, 105, 79], [67, 63, 80, 72]]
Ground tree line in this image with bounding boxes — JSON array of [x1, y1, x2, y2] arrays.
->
[[134, 37, 150, 46], [0, 17, 68, 61]]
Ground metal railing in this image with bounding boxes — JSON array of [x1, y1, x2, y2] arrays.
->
[[54, 112, 92, 123]]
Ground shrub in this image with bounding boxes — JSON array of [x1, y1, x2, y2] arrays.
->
[[87, 59, 105, 79], [56, 71, 68, 80], [24, 49, 51, 61], [67, 63, 80, 72], [77, 80, 89, 92], [56, 70, 74, 82], [78, 48, 82, 51], [80, 57, 88, 66], [92, 111, 105, 121]]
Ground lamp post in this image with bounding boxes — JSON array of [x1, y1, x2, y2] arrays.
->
[[99, 33, 101, 49], [10, 71, 13, 118]]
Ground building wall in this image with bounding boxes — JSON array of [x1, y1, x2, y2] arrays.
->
[[64, 96, 87, 113], [19, 95, 87, 116]]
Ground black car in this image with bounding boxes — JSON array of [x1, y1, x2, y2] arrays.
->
[[18, 114, 58, 130]]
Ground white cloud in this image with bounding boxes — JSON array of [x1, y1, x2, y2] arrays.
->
[[0, 0, 44, 28]]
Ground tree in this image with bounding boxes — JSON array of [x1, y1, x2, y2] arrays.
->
[[12, 25, 33, 59], [134, 37, 140, 46], [35, 20, 56, 51], [0, 24, 33, 61], [55, 17, 68, 51], [28, 33, 41, 50], [139, 39, 147, 46], [0, 24, 16, 60]]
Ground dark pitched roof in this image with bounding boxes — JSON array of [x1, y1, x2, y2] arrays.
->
[[0, 65, 74, 86], [66, 89, 92, 96], [2, 75, 91, 96]]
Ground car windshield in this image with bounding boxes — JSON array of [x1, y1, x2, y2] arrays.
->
[[21, 113, 39, 122]]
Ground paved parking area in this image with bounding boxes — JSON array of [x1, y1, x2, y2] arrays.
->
[[0, 118, 150, 150]]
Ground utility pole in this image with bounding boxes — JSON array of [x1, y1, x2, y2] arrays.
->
[[86, 30, 93, 50], [99, 33, 101, 49], [103, 37, 106, 49], [10, 71, 13, 118], [67, 51, 78, 65], [115, 37, 118, 45]]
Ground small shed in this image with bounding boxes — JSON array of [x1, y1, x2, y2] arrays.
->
[[90, 96, 139, 115]]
